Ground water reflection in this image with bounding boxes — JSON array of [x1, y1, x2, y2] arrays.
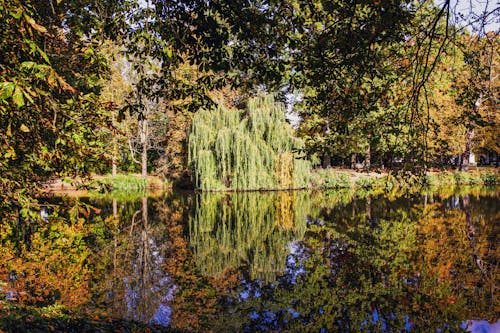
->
[[0, 186, 498, 332], [94, 196, 175, 326], [189, 191, 308, 282]]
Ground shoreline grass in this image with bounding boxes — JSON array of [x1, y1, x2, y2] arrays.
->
[[309, 168, 499, 190], [43, 169, 499, 195]]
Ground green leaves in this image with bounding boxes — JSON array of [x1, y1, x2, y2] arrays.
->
[[12, 86, 25, 107], [0, 82, 15, 100], [1, 0, 112, 215], [25, 39, 50, 64], [3, 147, 16, 159], [9, 6, 22, 19], [0, 82, 27, 107]]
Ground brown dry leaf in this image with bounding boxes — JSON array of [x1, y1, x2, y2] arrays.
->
[[23, 13, 48, 34]]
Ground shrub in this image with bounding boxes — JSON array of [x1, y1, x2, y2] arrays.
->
[[93, 174, 147, 191], [452, 171, 470, 185], [480, 171, 499, 185], [355, 177, 375, 189]]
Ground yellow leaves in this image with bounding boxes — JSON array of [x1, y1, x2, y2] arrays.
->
[[47, 70, 57, 87], [3, 147, 16, 159], [20, 124, 30, 132]]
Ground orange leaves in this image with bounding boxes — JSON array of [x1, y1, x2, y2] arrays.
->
[[45, 65, 78, 94], [78, 204, 102, 218], [23, 12, 47, 34]]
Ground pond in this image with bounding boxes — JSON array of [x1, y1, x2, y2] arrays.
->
[[0, 186, 498, 332]]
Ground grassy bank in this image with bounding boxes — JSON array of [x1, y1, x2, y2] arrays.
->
[[43, 169, 499, 195], [310, 168, 500, 190], [93, 174, 167, 191], [44, 174, 167, 193], [95, 169, 499, 192]]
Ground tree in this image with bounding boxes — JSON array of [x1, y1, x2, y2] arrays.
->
[[424, 31, 499, 169], [99, 41, 133, 176], [124, 67, 167, 178], [454, 33, 499, 170], [0, 0, 127, 216], [188, 95, 311, 190]]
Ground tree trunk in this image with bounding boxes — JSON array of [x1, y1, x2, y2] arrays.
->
[[364, 144, 371, 170], [323, 116, 331, 169], [142, 138, 148, 177], [460, 125, 475, 171], [112, 112, 117, 176], [112, 199, 117, 218], [322, 154, 331, 168], [142, 196, 148, 225], [460, 98, 480, 171], [112, 143, 117, 176], [140, 118, 148, 177], [462, 194, 486, 277]]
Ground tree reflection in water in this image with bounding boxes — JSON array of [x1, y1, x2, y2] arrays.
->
[[0, 187, 498, 332], [92, 195, 175, 326], [202, 188, 499, 332], [189, 191, 308, 283]]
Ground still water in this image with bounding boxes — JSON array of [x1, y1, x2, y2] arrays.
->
[[1, 186, 498, 332]]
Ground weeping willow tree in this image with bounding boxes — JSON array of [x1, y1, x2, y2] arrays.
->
[[188, 95, 311, 190], [189, 192, 308, 282]]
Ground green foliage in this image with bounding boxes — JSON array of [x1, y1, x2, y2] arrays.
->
[[188, 95, 311, 190], [0, 304, 178, 333], [0, 0, 116, 216], [92, 174, 148, 191], [89, 190, 148, 203], [355, 177, 376, 189], [480, 171, 499, 185], [189, 191, 308, 282], [453, 170, 471, 185], [421, 170, 499, 187], [310, 169, 353, 189], [309, 169, 499, 191]]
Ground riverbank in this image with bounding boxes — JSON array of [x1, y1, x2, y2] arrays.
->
[[43, 174, 167, 193], [310, 167, 500, 190], [42, 168, 499, 195]]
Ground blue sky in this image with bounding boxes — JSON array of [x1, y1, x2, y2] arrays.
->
[[448, 0, 499, 33]]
